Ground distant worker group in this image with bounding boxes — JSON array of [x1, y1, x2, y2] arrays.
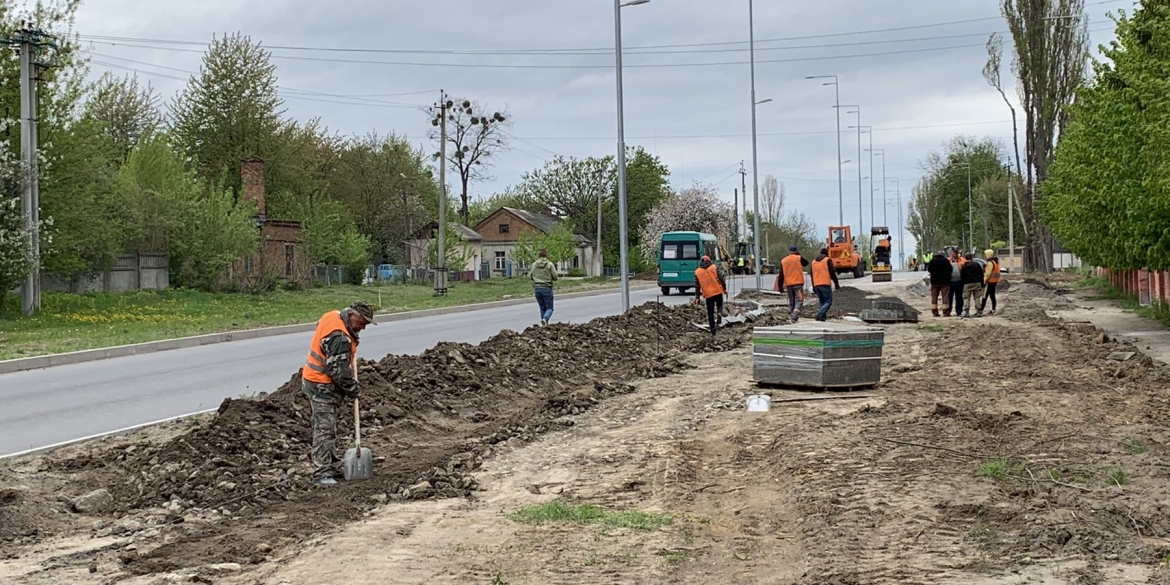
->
[[926, 248, 1001, 318]]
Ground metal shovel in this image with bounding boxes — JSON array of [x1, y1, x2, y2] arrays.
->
[[343, 360, 373, 481]]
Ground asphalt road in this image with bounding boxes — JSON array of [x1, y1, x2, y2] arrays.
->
[[0, 280, 779, 457]]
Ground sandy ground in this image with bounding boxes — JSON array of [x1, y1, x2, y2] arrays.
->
[[5, 275, 1170, 584]]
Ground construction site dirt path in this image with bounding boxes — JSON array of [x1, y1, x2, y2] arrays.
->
[[5, 277, 1170, 584]]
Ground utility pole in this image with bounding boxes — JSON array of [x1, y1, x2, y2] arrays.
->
[[739, 161, 747, 239], [14, 27, 50, 316], [748, 0, 762, 292], [596, 169, 604, 277], [435, 91, 448, 296], [732, 188, 738, 241]]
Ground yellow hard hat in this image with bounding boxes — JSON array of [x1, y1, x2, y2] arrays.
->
[[984, 249, 994, 258]]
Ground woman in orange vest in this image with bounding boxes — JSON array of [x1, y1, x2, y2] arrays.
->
[[979, 249, 1001, 316], [301, 301, 376, 485], [780, 246, 810, 322], [693, 255, 727, 336], [811, 248, 841, 322]]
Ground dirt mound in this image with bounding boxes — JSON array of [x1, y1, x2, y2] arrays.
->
[[30, 301, 778, 574]]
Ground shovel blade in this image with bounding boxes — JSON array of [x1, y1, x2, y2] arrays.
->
[[343, 446, 373, 481]]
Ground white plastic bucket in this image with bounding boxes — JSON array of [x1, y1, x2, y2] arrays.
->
[[746, 394, 771, 412]]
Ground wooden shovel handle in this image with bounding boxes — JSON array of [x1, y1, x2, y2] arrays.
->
[[352, 359, 361, 450]]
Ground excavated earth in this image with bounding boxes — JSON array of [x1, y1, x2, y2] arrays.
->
[[0, 302, 780, 577]]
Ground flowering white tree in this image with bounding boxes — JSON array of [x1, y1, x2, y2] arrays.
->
[[639, 183, 735, 263]]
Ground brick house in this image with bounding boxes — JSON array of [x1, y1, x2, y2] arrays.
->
[[472, 207, 599, 278], [407, 221, 485, 281], [228, 159, 310, 288]]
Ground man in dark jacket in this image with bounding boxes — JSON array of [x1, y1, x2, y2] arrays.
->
[[946, 249, 964, 317], [926, 251, 952, 317], [960, 253, 985, 318]]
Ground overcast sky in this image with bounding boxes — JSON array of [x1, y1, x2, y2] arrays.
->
[[73, 0, 1130, 256]]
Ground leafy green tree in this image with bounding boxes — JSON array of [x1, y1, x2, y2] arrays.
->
[[330, 132, 439, 264], [1045, 1, 1170, 270], [908, 136, 1011, 254], [603, 147, 670, 272], [516, 155, 615, 240], [467, 187, 540, 226], [169, 185, 259, 290], [85, 72, 161, 160], [170, 32, 284, 200]]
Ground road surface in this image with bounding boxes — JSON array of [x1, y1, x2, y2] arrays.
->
[[0, 280, 775, 457]]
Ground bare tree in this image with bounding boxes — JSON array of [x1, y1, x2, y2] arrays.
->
[[761, 175, 785, 225], [1000, 0, 1089, 272], [427, 98, 511, 225], [983, 34, 1024, 184]]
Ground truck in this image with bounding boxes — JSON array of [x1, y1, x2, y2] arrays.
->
[[827, 225, 866, 278], [729, 242, 776, 275]]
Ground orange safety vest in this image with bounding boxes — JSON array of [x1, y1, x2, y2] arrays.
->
[[781, 254, 804, 288], [987, 260, 1001, 284], [302, 310, 357, 384], [695, 264, 725, 299], [811, 258, 832, 287]]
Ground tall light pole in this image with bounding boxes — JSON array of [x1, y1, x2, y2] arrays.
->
[[886, 177, 903, 269], [868, 148, 886, 226], [748, 0, 763, 291], [613, 0, 650, 312], [951, 161, 972, 252], [839, 106, 863, 238], [807, 75, 843, 226]]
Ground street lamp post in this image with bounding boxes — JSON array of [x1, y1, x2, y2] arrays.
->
[[748, 0, 763, 291], [839, 106, 863, 239], [885, 177, 903, 269], [613, 0, 650, 313], [950, 161, 973, 251], [806, 75, 843, 226], [850, 125, 873, 229], [868, 148, 886, 226]]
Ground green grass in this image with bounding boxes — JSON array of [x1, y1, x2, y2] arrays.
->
[[508, 501, 672, 531], [1108, 467, 1129, 486], [977, 458, 1028, 482], [0, 278, 620, 361], [1122, 437, 1147, 455]]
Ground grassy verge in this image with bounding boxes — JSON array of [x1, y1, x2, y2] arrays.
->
[[509, 501, 672, 531], [1078, 276, 1170, 328], [0, 278, 619, 361]]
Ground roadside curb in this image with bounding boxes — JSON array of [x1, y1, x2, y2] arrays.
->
[[0, 284, 657, 375]]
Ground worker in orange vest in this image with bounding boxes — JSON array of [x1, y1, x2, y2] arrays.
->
[[301, 301, 377, 485], [811, 248, 841, 322], [693, 254, 727, 336], [780, 246, 810, 322], [978, 248, 1001, 317]]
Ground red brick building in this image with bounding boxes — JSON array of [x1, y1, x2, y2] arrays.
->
[[228, 159, 310, 288]]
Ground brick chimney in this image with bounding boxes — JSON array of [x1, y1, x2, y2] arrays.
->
[[241, 158, 266, 218]]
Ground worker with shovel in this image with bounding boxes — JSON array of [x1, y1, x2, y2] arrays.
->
[[693, 254, 727, 336], [301, 301, 376, 486]]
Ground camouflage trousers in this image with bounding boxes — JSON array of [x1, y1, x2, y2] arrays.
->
[[302, 379, 343, 481]]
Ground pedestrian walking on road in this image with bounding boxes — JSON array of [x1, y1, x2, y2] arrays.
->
[[811, 248, 841, 322], [947, 249, 964, 317], [530, 249, 558, 326], [694, 255, 727, 335], [960, 253, 985, 319], [979, 249, 1001, 317], [301, 301, 376, 486], [926, 251, 952, 317], [780, 246, 810, 322]]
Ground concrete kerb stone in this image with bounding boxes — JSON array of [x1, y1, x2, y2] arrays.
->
[[0, 284, 657, 375]]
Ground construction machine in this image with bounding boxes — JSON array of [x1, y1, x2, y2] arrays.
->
[[871, 226, 893, 282], [728, 242, 776, 274], [827, 225, 866, 278]]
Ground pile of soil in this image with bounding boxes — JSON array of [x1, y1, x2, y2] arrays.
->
[[32, 301, 779, 574]]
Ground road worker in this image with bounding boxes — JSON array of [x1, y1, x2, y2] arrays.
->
[[693, 254, 727, 336], [301, 301, 376, 485], [811, 248, 841, 322], [780, 246, 810, 322], [979, 249, 1001, 316]]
